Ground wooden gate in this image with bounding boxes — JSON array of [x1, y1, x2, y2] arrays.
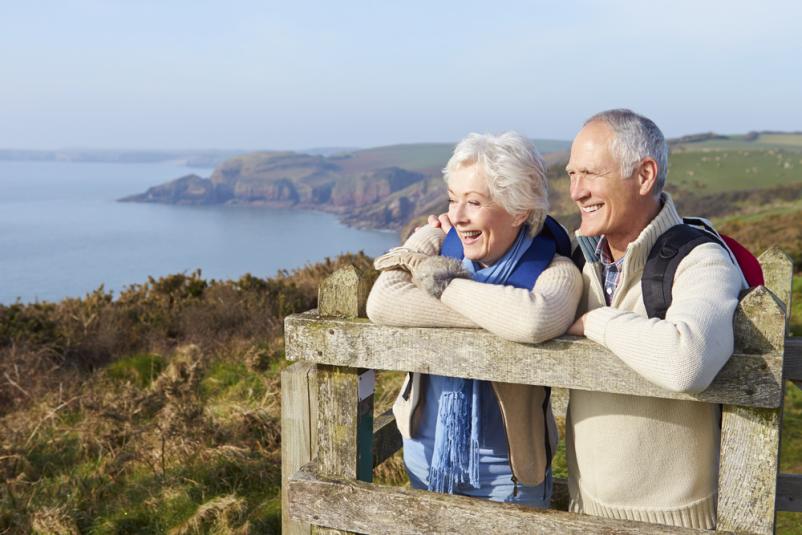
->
[[282, 246, 802, 534]]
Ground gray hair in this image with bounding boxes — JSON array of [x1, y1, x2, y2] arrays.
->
[[584, 109, 668, 194], [443, 132, 549, 236]]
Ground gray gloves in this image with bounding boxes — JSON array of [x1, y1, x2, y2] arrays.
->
[[373, 247, 429, 272], [374, 248, 470, 299]]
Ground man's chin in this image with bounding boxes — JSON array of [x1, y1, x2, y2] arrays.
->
[[578, 224, 603, 237]]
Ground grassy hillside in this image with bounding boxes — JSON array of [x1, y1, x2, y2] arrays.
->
[[2, 254, 801, 533], [0, 255, 375, 534]]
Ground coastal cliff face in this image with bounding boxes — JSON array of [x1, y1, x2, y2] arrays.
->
[[121, 147, 450, 229]]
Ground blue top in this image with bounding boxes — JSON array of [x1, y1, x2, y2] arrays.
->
[[403, 377, 551, 506]]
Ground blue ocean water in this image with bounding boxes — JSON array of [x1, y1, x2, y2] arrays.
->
[[0, 160, 400, 304]]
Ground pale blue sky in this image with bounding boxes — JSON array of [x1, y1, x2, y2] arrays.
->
[[1, 0, 800, 150]]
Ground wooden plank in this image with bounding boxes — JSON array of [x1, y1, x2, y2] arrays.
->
[[285, 315, 783, 409], [315, 365, 374, 535], [281, 362, 318, 535], [777, 473, 802, 513], [287, 462, 716, 535], [717, 285, 786, 534], [785, 337, 802, 385], [716, 406, 782, 533], [372, 409, 402, 468], [759, 246, 794, 335]]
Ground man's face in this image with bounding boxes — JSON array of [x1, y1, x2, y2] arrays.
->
[[566, 121, 643, 241]]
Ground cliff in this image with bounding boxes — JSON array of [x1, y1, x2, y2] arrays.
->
[[120, 141, 571, 231]]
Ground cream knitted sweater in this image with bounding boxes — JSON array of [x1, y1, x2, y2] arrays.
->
[[567, 194, 745, 529], [366, 225, 582, 343]]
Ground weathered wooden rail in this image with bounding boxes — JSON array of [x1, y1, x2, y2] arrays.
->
[[281, 246, 802, 534]]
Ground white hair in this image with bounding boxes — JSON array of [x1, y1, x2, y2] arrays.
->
[[584, 109, 669, 194], [443, 132, 549, 236]]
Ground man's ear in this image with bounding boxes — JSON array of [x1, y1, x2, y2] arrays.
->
[[637, 157, 659, 196]]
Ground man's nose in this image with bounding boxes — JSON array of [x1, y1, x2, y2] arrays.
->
[[570, 176, 588, 202]]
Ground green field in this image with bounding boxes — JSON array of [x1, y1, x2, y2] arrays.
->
[[673, 133, 802, 152], [668, 149, 802, 192], [339, 138, 571, 174]]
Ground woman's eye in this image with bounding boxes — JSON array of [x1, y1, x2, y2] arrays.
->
[[447, 199, 456, 204], [468, 200, 481, 207]]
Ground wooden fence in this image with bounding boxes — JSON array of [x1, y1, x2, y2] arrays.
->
[[281, 246, 802, 534]]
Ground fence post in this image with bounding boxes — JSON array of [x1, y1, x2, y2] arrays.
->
[[759, 246, 794, 336], [315, 265, 376, 534], [717, 283, 787, 533], [281, 362, 318, 535]]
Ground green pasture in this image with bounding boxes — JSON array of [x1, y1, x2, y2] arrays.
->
[[667, 149, 802, 192], [673, 133, 802, 152]]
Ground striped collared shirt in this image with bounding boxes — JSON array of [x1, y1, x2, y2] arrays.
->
[[595, 237, 625, 306]]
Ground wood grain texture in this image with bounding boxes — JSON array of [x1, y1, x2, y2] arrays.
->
[[372, 409, 402, 467], [733, 286, 787, 355], [717, 281, 787, 535], [287, 462, 715, 535], [285, 311, 783, 408], [758, 246, 794, 335], [716, 405, 782, 534], [777, 473, 802, 513], [317, 265, 376, 318], [281, 362, 318, 535], [315, 365, 374, 535]]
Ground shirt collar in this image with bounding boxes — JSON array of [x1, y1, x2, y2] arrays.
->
[[595, 236, 625, 267]]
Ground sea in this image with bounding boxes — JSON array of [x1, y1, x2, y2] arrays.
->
[[0, 160, 401, 304]]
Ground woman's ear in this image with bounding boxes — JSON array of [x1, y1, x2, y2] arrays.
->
[[511, 210, 530, 227]]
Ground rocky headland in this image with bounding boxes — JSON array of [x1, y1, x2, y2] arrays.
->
[[120, 142, 571, 231]]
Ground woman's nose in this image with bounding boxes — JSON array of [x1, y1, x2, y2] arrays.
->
[[449, 202, 468, 223]]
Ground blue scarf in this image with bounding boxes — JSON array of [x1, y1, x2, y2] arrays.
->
[[428, 227, 534, 493]]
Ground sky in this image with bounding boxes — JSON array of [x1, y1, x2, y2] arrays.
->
[[1, 0, 801, 150]]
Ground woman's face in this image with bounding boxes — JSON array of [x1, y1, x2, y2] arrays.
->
[[447, 163, 527, 267]]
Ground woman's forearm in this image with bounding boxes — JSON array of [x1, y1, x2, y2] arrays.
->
[[366, 269, 479, 328], [440, 255, 582, 343]]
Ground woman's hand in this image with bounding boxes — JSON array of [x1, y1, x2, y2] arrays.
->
[[414, 213, 453, 234], [410, 256, 470, 299], [428, 213, 454, 234], [373, 248, 430, 272]]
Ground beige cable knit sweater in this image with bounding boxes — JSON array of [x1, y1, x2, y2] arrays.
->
[[366, 225, 583, 342], [568, 194, 745, 529]]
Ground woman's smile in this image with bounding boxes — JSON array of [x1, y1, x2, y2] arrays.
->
[[447, 163, 526, 267]]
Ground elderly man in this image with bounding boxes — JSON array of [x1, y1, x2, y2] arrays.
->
[[564, 109, 745, 529]]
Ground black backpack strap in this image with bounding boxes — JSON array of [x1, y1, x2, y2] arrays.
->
[[571, 245, 586, 271], [642, 224, 723, 319]]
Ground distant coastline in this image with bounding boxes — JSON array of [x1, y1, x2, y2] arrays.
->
[[0, 148, 244, 168]]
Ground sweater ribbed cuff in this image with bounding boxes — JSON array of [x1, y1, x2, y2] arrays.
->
[[583, 307, 620, 345], [403, 225, 446, 255]]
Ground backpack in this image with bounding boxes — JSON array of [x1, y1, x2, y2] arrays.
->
[[573, 218, 763, 320]]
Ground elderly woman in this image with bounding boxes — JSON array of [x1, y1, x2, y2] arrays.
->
[[367, 132, 582, 507]]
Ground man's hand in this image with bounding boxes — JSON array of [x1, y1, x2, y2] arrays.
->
[[567, 313, 586, 336], [427, 213, 453, 234]]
